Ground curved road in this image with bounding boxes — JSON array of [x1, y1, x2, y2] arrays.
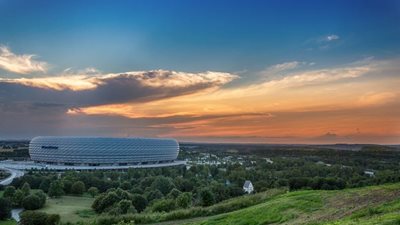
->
[[0, 167, 24, 186]]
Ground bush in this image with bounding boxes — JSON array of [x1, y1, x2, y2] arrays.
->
[[151, 199, 176, 212], [88, 187, 99, 197], [34, 190, 47, 207], [22, 194, 42, 210], [176, 192, 192, 208], [0, 197, 11, 220], [71, 181, 86, 195], [20, 210, 59, 225]]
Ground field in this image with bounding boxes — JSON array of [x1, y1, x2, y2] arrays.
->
[[184, 183, 400, 225], [0, 220, 16, 225], [37, 195, 95, 223]]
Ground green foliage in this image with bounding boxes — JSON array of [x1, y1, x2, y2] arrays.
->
[[39, 178, 51, 193], [21, 182, 31, 196], [71, 181, 86, 195], [48, 180, 64, 198], [118, 199, 135, 214], [200, 189, 215, 207], [34, 190, 47, 207], [145, 189, 163, 203], [2, 186, 15, 199], [22, 194, 42, 210], [12, 189, 25, 207], [92, 191, 119, 213], [20, 211, 59, 225], [151, 199, 176, 212], [119, 181, 132, 191], [151, 177, 175, 195], [176, 192, 192, 208], [131, 194, 147, 213], [0, 197, 11, 220], [88, 187, 99, 197], [167, 188, 181, 199]]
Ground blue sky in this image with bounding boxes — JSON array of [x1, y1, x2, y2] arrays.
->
[[0, 0, 399, 143], [1, 0, 399, 75]]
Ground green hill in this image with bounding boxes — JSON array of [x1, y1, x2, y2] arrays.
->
[[186, 183, 400, 225]]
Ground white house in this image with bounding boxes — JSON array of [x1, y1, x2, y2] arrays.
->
[[243, 180, 254, 194]]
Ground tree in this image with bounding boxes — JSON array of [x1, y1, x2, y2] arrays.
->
[[88, 187, 99, 197], [119, 181, 132, 190], [34, 190, 47, 207], [21, 182, 31, 196], [0, 197, 11, 220], [48, 180, 64, 198], [12, 189, 25, 207], [39, 178, 51, 193], [3, 186, 15, 199], [176, 192, 192, 208], [20, 211, 59, 225], [151, 177, 175, 195], [92, 191, 120, 213], [71, 181, 86, 195], [167, 188, 181, 199], [22, 194, 42, 210], [200, 189, 215, 207], [118, 199, 133, 214], [131, 194, 148, 212], [145, 189, 163, 203]]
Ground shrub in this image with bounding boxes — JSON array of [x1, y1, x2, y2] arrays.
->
[[176, 192, 192, 208], [88, 187, 99, 197], [71, 181, 86, 195], [22, 194, 42, 210], [20, 210, 59, 225], [151, 199, 176, 212]]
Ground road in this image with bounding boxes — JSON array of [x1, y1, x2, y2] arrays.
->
[[0, 167, 25, 186]]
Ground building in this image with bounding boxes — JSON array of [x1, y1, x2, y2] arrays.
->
[[27, 136, 182, 168], [243, 180, 254, 194]]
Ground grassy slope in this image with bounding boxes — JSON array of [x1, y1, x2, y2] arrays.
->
[[185, 183, 400, 225], [0, 220, 16, 225], [37, 195, 95, 223]]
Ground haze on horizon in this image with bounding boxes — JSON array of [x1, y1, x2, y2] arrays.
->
[[0, 0, 399, 144]]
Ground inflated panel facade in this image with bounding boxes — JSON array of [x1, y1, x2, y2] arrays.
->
[[29, 136, 179, 166]]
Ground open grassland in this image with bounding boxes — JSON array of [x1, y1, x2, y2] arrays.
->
[[184, 183, 400, 225], [37, 195, 95, 223], [0, 220, 16, 225]]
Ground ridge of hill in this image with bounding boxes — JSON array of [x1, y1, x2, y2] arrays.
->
[[185, 183, 400, 225]]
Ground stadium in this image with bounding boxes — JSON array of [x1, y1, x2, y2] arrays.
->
[[0, 136, 185, 171]]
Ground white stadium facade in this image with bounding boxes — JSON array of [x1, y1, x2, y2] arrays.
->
[[0, 136, 185, 171]]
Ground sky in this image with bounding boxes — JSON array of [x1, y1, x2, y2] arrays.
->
[[0, 0, 399, 144]]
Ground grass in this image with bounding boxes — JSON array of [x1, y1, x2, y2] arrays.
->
[[184, 183, 400, 225], [0, 220, 16, 225], [37, 195, 95, 223]]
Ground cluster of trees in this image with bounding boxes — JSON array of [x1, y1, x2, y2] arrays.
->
[[20, 211, 60, 225], [3, 183, 46, 210]]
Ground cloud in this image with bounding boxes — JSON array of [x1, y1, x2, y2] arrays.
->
[[325, 34, 339, 42], [0, 69, 238, 107], [0, 45, 48, 74]]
